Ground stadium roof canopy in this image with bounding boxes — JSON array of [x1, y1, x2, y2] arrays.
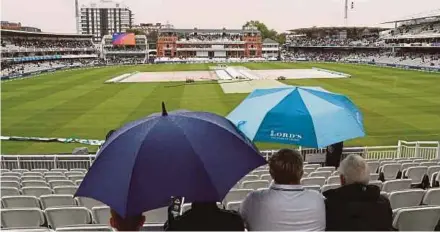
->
[[159, 28, 261, 34], [382, 9, 440, 24], [288, 26, 390, 33], [0, 29, 93, 38]]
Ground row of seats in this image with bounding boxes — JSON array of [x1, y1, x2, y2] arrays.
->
[[1, 194, 103, 210], [1, 169, 87, 174], [1, 179, 82, 190]]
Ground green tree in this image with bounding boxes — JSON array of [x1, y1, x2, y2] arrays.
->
[[243, 21, 285, 44]]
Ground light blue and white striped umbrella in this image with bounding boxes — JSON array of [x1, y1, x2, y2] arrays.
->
[[227, 86, 365, 148]]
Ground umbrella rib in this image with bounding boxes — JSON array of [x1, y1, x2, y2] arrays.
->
[[124, 119, 162, 217]]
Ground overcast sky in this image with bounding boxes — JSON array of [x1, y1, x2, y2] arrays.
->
[[2, 0, 440, 33]]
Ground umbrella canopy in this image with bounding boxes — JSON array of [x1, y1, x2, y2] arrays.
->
[[227, 86, 365, 148], [75, 103, 266, 217]]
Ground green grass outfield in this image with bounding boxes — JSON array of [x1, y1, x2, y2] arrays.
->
[[2, 62, 440, 154]]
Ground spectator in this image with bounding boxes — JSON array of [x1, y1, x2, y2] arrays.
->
[[110, 209, 145, 231], [165, 202, 245, 231], [323, 154, 393, 231], [240, 149, 325, 231]]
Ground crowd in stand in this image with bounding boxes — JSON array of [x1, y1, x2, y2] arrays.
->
[[104, 46, 147, 52], [288, 37, 381, 47], [0, 59, 93, 77], [106, 57, 145, 64], [2, 38, 94, 49], [178, 33, 242, 42]]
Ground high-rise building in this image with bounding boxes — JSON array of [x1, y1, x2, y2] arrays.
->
[[80, 0, 133, 42]]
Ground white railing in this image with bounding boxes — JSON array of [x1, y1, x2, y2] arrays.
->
[[1, 140, 438, 170]]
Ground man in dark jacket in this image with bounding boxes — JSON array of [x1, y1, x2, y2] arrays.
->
[[165, 202, 245, 231], [324, 154, 393, 231]]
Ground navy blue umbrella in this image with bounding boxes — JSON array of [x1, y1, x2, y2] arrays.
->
[[75, 103, 266, 217]]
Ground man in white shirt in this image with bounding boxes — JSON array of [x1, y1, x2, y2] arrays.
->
[[240, 148, 326, 231]]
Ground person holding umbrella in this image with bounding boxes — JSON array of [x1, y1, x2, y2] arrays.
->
[[75, 103, 266, 228]]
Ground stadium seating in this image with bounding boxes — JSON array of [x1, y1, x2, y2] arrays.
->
[[44, 207, 92, 229], [1, 187, 20, 197], [39, 194, 77, 209], [223, 189, 252, 204], [53, 186, 78, 195], [241, 180, 269, 190], [382, 179, 412, 193], [388, 189, 426, 210], [301, 177, 326, 187], [22, 187, 53, 197], [422, 188, 440, 205], [392, 206, 440, 231], [226, 201, 241, 211], [76, 197, 105, 210], [320, 184, 340, 193], [0, 208, 46, 229], [1, 196, 40, 208], [91, 206, 111, 225], [143, 207, 168, 224]]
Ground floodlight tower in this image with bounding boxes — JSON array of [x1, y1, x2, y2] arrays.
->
[[75, 0, 80, 34], [344, 0, 348, 26]]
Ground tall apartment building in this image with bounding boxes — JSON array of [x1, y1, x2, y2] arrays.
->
[[80, 0, 133, 42]]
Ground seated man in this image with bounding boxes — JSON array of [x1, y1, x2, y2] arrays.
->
[[165, 201, 245, 231], [324, 154, 393, 231], [110, 209, 145, 231], [240, 149, 325, 231]]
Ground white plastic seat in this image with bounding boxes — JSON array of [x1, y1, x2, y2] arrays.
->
[[303, 167, 316, 173], [65, 172, 85, 177], [240, 175, 259, 182], [67, 175, 84, 182], [427, 166, 440, 183], [32, 169, 49, 174], [420, 162, 438, 167], [370, 173, 379, 181], [1, 176, 20, 182], [316, 167, 335, 172], [22, 187, 53, 197], [301, 177, 326, 187], [45, 206, 92, 229], [406, 166, 428, 185], [321, 184, 340, 193], [226, 201, 241, 211], [143, 207, 168, 224], [91, 206, 110, 225], [21, 181, 48, 188], [76, 197, 105, 210], [11, 169, 28, 174], [422, 188, 440, 205], [40, 194, 77, 209], [401, 163, 418, 172], [413, 159, 429, 163], [48, 180, 75, 188], [21, 176, 45, 182], [1, 181, 20, 189], [308, 171, 332, 179], [369, 180, 383, 189], [0, 169, 9, 173], [1, 196, 40, 208], [240, 180, 269, 190], [223, 189, 252, 204], [252, 170, 269, 176], [304, 164, 320, 170], [46, 176, 68, 182], [260, 174, 272, 181], [388, 189, 426, 210], [51, 169, 68, 173], [392, 206, 440, 231], [75, 180, 82, 186], [69, 169, 87, 174], [0, 208, 45, 228], [53, 186, 78, 195], [1, 187, 20, 196], [326, 176, 341, 185], [44, 172, 65, 177], [331, 170, 339, 176], [56, 225, 113, 231], [181, 203, 192, 214], [380, 163, 401, 180], [2, 172, 21, 178], [382, 179, 411, 193], [303, 185, 321, 192], [22, 172, 44, 177]]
